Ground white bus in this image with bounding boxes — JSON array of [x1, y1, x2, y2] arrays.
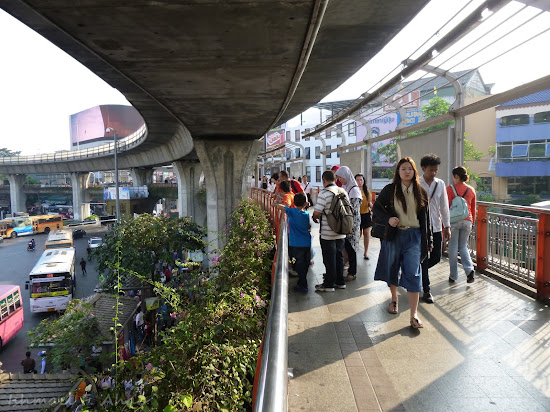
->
[[26, 248, 76, 313]]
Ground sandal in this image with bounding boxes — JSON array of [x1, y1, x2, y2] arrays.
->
[[410, 316, 424, 329], [346, 274, 357, 281], [388, 301, 398, 314]]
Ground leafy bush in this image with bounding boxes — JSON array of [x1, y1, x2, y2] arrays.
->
[[87, 200, 274, 411]]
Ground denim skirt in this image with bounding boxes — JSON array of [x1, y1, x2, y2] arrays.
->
[[374, 228, 422, 292]]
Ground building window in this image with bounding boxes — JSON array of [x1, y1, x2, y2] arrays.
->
[[337, 144, 341, 158], [286, 131, 291, 141], [315, 146, 320, 159], [305, 166, 311, 181], [295, 148, 300, 158], [337, 124, 342, 131], [305, 147, 311, 160], [534, 111, 550, 123], [497, 144, 512, 161], [529, 142, 546, 158], [348, 122, 356, 136], [325, 130, 331, 139], [500, 114, 529, 127], [511, 144, 528, 158], [295, 130, 300, 142], [326, 145, 332, 158], [546, 143, 550, 157], [316, 166, 321, 182]]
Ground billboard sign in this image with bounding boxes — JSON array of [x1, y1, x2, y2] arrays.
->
[[104, 187, 130, 200], [265, 127, 285, 149], [70, 105, 145, 148]]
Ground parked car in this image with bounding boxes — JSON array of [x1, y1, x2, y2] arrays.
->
[[72, 229, 87, 239], [88, 237, 103, 249]]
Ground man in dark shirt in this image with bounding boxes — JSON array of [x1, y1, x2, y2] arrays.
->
[[21, 351, 36, 373]]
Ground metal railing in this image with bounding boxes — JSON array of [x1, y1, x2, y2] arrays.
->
[[468, 201, 550, 300], [0, 123, 147, 165], [250, 188, 288, 412]]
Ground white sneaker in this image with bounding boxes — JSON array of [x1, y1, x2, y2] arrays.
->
[[315, 284, 335, 292]]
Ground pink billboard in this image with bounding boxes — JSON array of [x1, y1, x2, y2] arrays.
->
[[70, 105, 144, 148]]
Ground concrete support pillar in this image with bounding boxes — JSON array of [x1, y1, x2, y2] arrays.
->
[[195, 139, 263, 251], [173, 161, 206, 227], [130, 167, 153, 187], [7, 174, 26, 215], [70, 172, 91, 221]]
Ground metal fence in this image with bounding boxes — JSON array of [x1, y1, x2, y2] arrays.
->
[[0, 123, 147, 165], [468, 202, 541, 290]]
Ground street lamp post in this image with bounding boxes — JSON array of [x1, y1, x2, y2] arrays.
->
[[106, 127, 120, 223]]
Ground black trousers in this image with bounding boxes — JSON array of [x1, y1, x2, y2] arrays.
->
[[344, 239, 357, 276], [421, 231, 443, 293]]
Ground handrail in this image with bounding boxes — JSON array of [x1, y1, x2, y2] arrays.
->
[[0, 123, 147, 165], [251, 188, 288, 412]]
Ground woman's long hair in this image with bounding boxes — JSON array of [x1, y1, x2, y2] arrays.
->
[[392, 157, 427, 214], [354, 173, 370, 199]]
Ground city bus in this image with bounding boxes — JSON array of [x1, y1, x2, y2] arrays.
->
[[0, 285, 24, 351], [1, 216, 33, 238], [44, 229, 74, 250], [26, 248, 76, 313], [31, 214, 63, 234], [0, 221, 14, 239]]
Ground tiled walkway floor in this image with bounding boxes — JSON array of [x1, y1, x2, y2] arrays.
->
[[287, 227, 550, 412]]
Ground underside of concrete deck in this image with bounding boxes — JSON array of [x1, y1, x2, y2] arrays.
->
[[288, 226, 550, 412]]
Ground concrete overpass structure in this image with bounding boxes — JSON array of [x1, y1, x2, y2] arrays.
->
[[0, 0, 429, 246]]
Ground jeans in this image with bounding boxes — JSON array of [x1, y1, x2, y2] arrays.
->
[[290, 246, 311, 289], [344, 239, 357, 276], [448, 220, 474, 280], [320, 238, 345, 287], [374, 228, 422, 292], [421, 231, 442, 293]]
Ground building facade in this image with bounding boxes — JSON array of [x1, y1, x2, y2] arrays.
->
[[496, 89, 550, 197]]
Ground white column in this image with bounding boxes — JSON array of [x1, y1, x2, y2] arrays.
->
[[194, 139, 263, 251], [130, 167, 153, 187], [7, 174, 26, 215], [70, 172, 91, 221]]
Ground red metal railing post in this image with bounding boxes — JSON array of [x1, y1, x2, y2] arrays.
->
[[476, 205, 488, 271], [536, 212, 550, 301]]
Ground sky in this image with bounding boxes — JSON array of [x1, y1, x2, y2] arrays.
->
[[1, 0, 549, 155]]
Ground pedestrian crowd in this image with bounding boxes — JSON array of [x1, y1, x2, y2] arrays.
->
[[262, 152, 476, 330]]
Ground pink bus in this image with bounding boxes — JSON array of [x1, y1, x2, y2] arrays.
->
[[0, 285, 24, 351]]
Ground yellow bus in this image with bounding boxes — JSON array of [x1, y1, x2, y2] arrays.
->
[[0, 221, 14, 239], [31, 214, 63, 234], [44, 229, 74, 250]]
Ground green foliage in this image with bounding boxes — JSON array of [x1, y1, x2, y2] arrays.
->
[[85, 214, 99, 221], [92, 214, 207, 290], [24, 175, 40, 185], [0, 147, 21, 157], [407, 96, 454, 137], [27, 300, 107, 372], [148, 185, 179, 201], [88, 200, 274, 411]]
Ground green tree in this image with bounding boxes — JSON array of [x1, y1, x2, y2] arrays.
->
[[25, 175, 40, 185], [93, 214, 207, 290], [27, 300, 107, 372], [379, 96, 453, 178], [0, 148, 21, 157]]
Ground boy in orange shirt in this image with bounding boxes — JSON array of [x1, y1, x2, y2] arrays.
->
[[280, 181, 295, 207]]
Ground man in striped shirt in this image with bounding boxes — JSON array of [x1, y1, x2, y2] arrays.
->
[[312, 171, 348, 292]]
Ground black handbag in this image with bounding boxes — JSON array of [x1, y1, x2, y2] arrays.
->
[[371, 219, 397, 241]]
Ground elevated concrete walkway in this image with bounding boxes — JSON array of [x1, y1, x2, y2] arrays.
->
[[288, 226, 550, 411]]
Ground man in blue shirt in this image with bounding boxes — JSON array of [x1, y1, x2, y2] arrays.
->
[[286, 193, 312, 293]]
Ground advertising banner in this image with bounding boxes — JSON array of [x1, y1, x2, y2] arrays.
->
[[265, 127, 285, 149], [104, 187, 130, 200]]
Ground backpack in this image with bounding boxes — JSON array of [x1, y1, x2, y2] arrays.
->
[[449, 185, 470, 223], [323, 186, 354, 234]]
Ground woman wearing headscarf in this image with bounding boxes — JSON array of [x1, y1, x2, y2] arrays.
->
[[335, 166, 362, 281]]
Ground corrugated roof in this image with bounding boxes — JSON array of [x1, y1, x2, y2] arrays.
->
[[497, 88, 550, 107], [85, 294, 140, 340], [0, 373, 76, 412]]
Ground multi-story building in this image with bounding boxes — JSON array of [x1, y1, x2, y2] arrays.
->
[[496, 89, 550, 197], [264, 69, 494, 190]]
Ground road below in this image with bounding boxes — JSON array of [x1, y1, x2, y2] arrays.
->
[[0, 223, 107, 373]]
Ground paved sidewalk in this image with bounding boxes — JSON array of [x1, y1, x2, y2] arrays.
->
[[287, 226, 550, 411]]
